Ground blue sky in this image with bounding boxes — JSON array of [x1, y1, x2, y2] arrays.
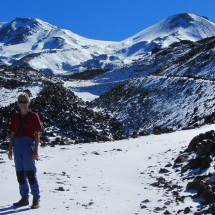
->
[[1, 0, 215, 41]]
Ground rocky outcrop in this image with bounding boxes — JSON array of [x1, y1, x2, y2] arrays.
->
[[142, 130, 215, 214], [173, 130, 215, 213], [0, 66, 125, 149], [31, 82, 125, 144]]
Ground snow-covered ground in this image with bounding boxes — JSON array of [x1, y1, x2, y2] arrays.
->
[[0, 84, 43, 107], [0, 123, 214, 215]]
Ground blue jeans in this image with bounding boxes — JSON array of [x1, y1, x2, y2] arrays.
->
[[13, 137, 40, 200]]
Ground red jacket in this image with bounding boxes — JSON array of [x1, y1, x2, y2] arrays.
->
[[11, 112, 43, 140]]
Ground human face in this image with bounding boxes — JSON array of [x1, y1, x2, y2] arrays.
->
[[18, 98, 30, 112]]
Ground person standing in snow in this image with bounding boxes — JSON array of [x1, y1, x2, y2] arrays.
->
[[8, 93, 43, 209]]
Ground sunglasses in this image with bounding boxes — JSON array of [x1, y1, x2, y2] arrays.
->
[[18, 100, 28, 104]]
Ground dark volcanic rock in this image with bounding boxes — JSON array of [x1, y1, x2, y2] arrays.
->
[[0, 71, 125, 148], [175, 130, 215, 210], [31, 82, 125, 143]]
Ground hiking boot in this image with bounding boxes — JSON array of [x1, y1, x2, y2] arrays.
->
[[13, 198, 29, 207], [31, 198, 40, 209]]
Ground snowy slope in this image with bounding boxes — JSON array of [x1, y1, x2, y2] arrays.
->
[[0, 124, 214, 214], [64, 36, 215, 99], [123, 13, 215, 46], [93, 75, 215, 134]]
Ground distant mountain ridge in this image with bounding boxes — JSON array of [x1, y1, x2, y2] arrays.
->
[[0, 13, 214, 75]]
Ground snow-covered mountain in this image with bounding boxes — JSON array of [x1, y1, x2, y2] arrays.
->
[[71, 35, 214, 98], [120, 13, 215, 52], [0, 17, 115, 75], [0, 13, 214, 76], [0, 13, 215, 136], [92, 36, 215, 134]]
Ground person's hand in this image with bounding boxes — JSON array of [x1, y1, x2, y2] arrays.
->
[[8, 151, 13, 160], [32, 150, 39, 160]]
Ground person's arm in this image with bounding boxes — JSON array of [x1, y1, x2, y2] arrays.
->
[[8, 132, 15, 160], [33, 131, 40, 160]]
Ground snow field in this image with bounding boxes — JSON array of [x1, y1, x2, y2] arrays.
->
[[0, 124, 214, 214]]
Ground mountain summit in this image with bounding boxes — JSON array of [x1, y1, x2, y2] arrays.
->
[[0, 17, 54, 45], [119, 13, 215, 56]]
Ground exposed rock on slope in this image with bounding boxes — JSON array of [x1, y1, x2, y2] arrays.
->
[[151, 36, 215, 79], [89, 36, 215, 97], [92, 76, 215, 135]]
